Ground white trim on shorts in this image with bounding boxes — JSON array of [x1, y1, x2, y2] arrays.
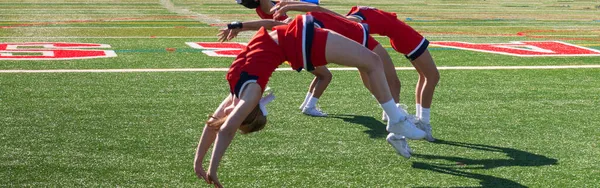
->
[[301, 15, 308, 71], [357, 23, 368, 46], [407, 38, 427, 58], [238, 79, 258, 98]]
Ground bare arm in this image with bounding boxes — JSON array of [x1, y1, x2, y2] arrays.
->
[[259, 0, 275, 15], [193, 124, 218, 183], [194, 95, 233, 183], [239, 19, 288, 31], [260, 0, 313, 14], [217, 19, 288, 42], [272, 1, 347, 19], [206, 83, 262, 187]]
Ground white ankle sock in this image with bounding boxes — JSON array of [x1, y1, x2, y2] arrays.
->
[[306, 97, 319, 108], [301, 92, 312, 108], [381, 100, 405, 123], [421, 108, 430, 124], [416, 104, 422, 119]]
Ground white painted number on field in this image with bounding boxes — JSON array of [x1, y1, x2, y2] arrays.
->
[[186, 42, 246, 57], [430, 41, 600, 57], [0, 42, 117, 60]]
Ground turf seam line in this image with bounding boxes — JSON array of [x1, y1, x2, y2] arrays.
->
[[160, 0, 222, 25]]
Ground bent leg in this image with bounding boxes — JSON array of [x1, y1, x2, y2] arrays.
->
[[413, 65, 425, 106], [302, 66, 331, 116], [322, 31, 425, 139], [300, 76, 318, 109], [358, 70, 373, 94], [324, 32, 392, 103], [373, 44, 401, 103], [410, 49, 439, 108], [310, 66, 332, 99], [308, 77, 318, 94]]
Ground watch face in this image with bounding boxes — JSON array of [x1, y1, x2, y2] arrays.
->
[[238, 0, 260, 9]]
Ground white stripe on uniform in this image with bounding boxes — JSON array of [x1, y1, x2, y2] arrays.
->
[[358, 23, 367, 46], [301, 15, 308, 70], [407, 38, 426, 57]]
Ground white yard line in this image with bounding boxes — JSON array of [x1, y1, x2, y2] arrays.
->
[[0, 27, 216, 28], [0, 14, 176, 15], [0, 20, 188, 22], [0, 9, 165, 10], [2, 65, 600, 73]]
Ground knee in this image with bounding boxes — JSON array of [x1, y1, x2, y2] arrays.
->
[[427, 70, 440, 86], [314, 70, 333, 82], [387, 76, 401, 88], [321, 71, 333, 82], [361, 52, 384, 73]]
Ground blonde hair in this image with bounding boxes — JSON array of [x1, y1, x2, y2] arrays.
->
[[206, 105, 267, 134]]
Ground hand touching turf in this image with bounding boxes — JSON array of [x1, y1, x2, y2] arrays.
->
[[218, 28, 241, 42], [207, 172, 223, 188], [194, 159, 209, 183], [194, 124, 219, 184]]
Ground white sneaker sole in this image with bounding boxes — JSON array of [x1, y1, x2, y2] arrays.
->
[[416, 122, 435, 142], [302, 112, 327, 117], [386, 133, 411, 158], [424, 135, 435, 142], [302, 108, 327, 117], [386, 120, 426, 140]]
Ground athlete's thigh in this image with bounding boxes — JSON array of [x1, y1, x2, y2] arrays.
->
[[224, 83, 262, 129], [324, 32, 380, 70]]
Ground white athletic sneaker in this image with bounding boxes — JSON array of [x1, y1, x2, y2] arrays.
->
[[383, 104, 406, 122], [416, 120, 435, 142], [386, 117, 425, 140], [386, 133, 411, 158], [400, 135, 413, 154], [382, 111, 388, 122], [397, 104, 419, 124], [302, 106, 328, 117]]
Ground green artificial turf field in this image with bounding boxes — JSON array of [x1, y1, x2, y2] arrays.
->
[[1, 0, 599, 187]]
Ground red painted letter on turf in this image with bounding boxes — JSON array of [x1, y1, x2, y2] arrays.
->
[[430, 41, 600, 57], [0, 42, 116, 60], [186, 42, 247, 57]]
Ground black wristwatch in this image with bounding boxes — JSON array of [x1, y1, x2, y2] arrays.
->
[[227, 21, 243, 29]]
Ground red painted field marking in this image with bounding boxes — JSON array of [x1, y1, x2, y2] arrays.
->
[[0, 42, 111, 50], [202, 49, 244, 57], [0, 42, 116, 60], [190, 41, 600, 58], [430, 41, 600, 57], [186, 42, 247, 57]]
